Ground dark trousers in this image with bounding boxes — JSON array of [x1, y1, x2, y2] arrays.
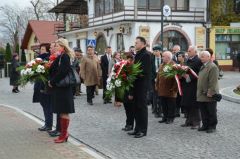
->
[[86, 85, 96, 102], [56, 114, 61, 131], [176, 93, 185, 115], [134, 98, 148, 134], [102, 76, 109, 101], [184, 103, 201, 126], [152, 82, 162, 115], [123, 101, 134, 126], [40, 95, 53, 128], [161, 97, 176, 119], [199, 102, 218, 129]]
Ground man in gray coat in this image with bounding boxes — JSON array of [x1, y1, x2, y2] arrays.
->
[[197, 51, 219, 133]]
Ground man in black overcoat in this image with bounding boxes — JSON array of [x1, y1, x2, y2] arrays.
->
[[100, 46, 112, 104], [181, 46, 202, 129], [128, 36, 151, 138], [151, 45, 162, 118]]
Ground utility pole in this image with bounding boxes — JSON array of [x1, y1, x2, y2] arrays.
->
[[161, 3, 164, 52]]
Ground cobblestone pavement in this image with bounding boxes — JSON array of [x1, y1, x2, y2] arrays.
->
[[0, 71, 239, 159], [0, 106, 96, 159]]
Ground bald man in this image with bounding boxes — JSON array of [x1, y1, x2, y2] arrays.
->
[[156, 51, 178, 124], [197, 51, 219, 133]]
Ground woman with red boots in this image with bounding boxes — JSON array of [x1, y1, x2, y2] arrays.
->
[[48, 38, 75, 143]]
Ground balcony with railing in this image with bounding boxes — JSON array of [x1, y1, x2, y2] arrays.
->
[[89, 6, 205, 27], [54, 15, 89, 34]]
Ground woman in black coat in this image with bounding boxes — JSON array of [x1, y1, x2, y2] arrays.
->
[[48, 38, 75, 143], [10, 53, 20, 93], [33, 43, 53, 132]]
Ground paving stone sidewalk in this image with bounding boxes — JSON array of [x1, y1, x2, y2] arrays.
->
[[0, 71, 240, 159], [0, 105, 96, 159]]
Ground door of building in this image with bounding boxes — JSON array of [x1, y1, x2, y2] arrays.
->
[[95, 35, 107, 55]]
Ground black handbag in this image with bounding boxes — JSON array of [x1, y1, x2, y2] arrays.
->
[[56, 55, 81, 87]]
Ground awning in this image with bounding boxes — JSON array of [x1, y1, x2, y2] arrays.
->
[[48, 0, 88, 15]]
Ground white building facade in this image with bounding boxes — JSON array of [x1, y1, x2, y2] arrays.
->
[[56, 0, 207, 54]]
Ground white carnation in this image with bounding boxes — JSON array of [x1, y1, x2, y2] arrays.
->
[[36, 65, 45, 73], [106, 83, 113, 91], [20, 70, 25, 76], [115, 79, 121, 87], [163, 66, 171, 72]]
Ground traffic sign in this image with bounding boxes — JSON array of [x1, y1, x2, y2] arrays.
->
[[163, 5, 171, 17], [87, 39, 96, 47]]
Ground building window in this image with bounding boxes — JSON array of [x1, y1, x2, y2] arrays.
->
[[76, 39, 81, 49], [155, 30, 188, 51], [215, 34, 240, 60], [117, 33, 125, 51], [95, 0, 123, 17], [138, 0, 189, 11], [164, 0, 188, 10], [235, 0, 240, 13]]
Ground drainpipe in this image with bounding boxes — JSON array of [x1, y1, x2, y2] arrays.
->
[[134, 0, 137, 20]]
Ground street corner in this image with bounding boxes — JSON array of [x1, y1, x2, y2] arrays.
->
[[220, 86, 240, 104]]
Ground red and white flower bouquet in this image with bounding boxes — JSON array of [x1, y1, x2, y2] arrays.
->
[[160, 63, 198, 95], [17, 58, 50, 86], [105, 60, 142, 102]]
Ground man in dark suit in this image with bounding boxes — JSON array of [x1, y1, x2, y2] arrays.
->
[[172, 44, 181, 63], [128, 36, 151, 138], [151, 45, 162, 118], [100, 46, 112, 104], [181, 46, 203, 129]]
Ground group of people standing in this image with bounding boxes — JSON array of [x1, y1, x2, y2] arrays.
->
[[10, 36, 220, 143], [151, 44, 220, 134]]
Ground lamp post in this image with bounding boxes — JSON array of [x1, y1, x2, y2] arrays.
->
[[205, 21, 212, 48]]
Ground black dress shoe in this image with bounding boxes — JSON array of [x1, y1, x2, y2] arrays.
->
[[158, 119, 167, 123], [154, 114, 162, 118], [198, 126, 208, 131], [12, 89, 19, 93], [191, 125, 200, 129], [122, 125, 133, 131], [48, 130, 61, 137], [175, 114, 180, 117], [180, 123, 191, 127], [128, 131, 138, 135], [206, 128, 216, 133], [165, 119, 174, 124], [88, 101, 93, 105], [134, 132, 146, 138], [38, 126, 52, 131]]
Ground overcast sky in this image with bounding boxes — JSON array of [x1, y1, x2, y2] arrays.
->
[[1, 0, 32, 8]]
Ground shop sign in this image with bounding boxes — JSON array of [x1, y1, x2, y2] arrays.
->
[[195, 27, 206, 49], [139, 26, 150, 38], [215, 28, 240, 34]]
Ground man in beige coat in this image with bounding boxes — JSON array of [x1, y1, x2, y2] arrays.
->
[[197, 51, 219, 133], [80, 46, 102, 105]]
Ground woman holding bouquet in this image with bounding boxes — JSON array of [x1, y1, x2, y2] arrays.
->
[[48, 38, 75, 143], [109, 52, 122, 106], [33, 43, 53, 132]]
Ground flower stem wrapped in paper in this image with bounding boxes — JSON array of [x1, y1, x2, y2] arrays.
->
[[105, 60, 142, 102], [160, 63, 198, 95], [17, 58, 50, 87]]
